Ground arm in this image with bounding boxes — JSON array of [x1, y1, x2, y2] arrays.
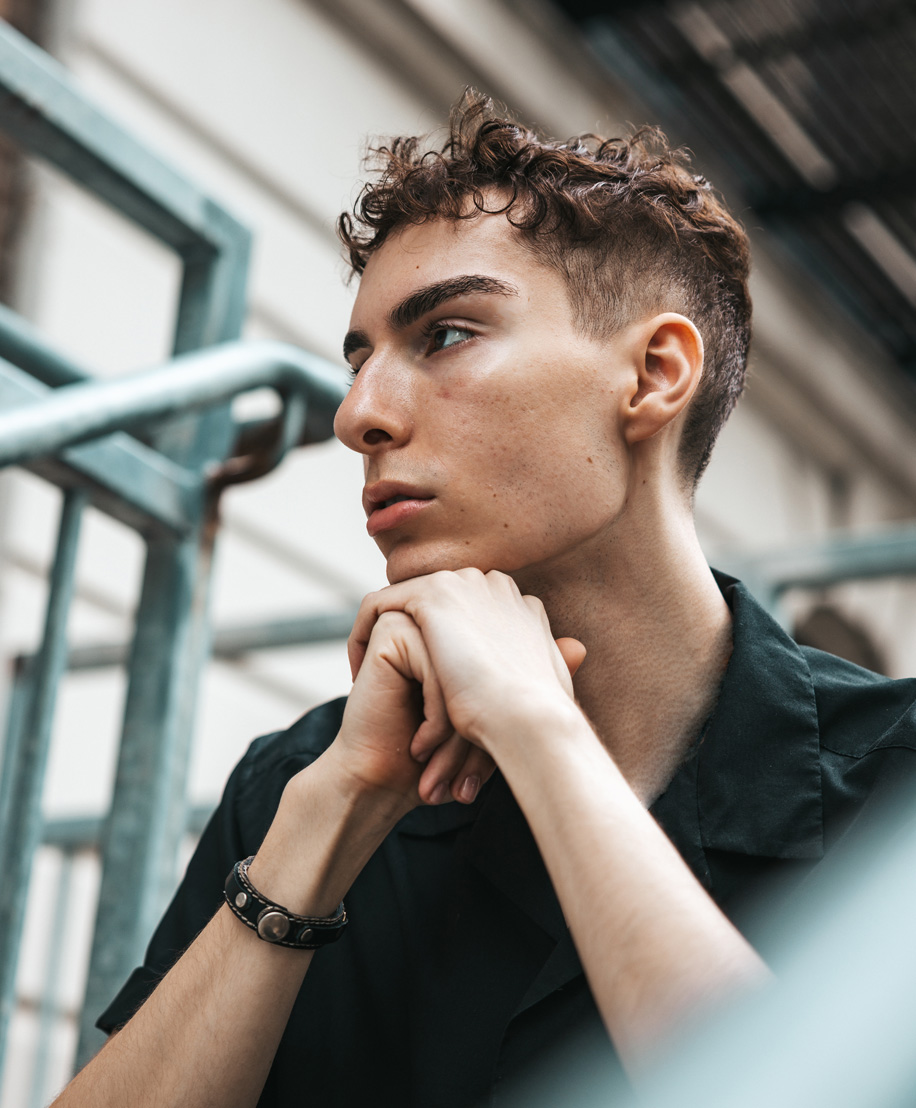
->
[[53, 612, 492, 1108], [55, 755, 401, 1108], [492, 701, 768, 1066], [351, 569, 769, 1070]]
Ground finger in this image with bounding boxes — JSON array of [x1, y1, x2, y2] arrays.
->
[[348, 581, 425, 680], [349, 570, 473, 681], [417, 731, 471, 805], [556, 637, 587, 678], [347, 589, 384, 680], [375, 611, 452, 754], [521, 595, 581, 690], [410, 709, 448, 764], [450, 746, 496, 805], [410, 685, 451, 763]]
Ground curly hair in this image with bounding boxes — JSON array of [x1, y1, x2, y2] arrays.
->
[[338, 91, 752, 489]]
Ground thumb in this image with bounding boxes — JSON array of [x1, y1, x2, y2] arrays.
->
[[555, 637, 587, 679]]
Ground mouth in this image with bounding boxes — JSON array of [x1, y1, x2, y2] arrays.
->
[[363, 481, 433, 514], [379, 494, 415, 509], [363, 482, 435, 537]]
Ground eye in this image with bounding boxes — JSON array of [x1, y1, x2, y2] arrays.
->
[[345, 353, 368, 382], [425, 324, 473, 355]]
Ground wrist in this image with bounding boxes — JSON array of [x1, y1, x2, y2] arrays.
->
[[248, 747, 411, 917], [316, 737, 420, 824], [474, 693, 590, 763], [489, 696, 612, 795]]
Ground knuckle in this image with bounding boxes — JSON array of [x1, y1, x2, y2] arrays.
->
[[375, 609, 407, 630], [456, 567, 484, 583]]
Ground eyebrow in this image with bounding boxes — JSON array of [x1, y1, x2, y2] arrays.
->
[[342, 274, 519, 362]]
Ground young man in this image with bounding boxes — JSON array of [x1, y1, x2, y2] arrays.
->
[[57, 94, 916, 1107]]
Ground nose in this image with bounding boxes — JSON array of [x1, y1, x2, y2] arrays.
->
[[333, 360, 412, 455]]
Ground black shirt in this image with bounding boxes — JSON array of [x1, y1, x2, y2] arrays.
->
[[98, 576, 916, 1106]]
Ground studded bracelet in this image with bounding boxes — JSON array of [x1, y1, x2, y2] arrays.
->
[[223, 856, 348, 949]]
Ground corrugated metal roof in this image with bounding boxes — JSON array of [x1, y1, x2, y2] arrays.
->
[[552, 0, 916, 383]]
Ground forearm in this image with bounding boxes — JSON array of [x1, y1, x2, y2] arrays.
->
[[55, 905, 312, 1108], [493, 702, 768, 1069], [53, 748, 411, 1108]]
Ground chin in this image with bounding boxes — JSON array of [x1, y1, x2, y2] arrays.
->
[[385, 552, 474, 585], [382, 539, 526, 585]]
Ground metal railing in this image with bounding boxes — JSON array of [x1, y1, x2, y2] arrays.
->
[[720, 523, 916, 625], [11, 808, 213, 1108], [0, 19, 348, 1088]]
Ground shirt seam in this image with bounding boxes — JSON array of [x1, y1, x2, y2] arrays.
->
[[820, 740, 916, 759]]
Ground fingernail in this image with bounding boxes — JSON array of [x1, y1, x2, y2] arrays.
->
[[459, 775, 480, 804], [429, 782, 449, 805]]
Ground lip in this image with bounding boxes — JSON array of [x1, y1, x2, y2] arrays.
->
[[363, 481, 435, 538]]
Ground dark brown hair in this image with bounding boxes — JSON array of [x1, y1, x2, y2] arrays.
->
[[338, 91, 752, 488]]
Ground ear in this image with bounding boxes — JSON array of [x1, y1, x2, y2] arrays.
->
[[623, 314, 704, 444]]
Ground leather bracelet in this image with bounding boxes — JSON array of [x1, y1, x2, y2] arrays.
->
[[223, 856, 348, 950]]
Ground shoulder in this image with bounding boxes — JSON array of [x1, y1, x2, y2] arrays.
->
[[800, 646, 916, 757], [717, 572, 916, 759], [241, 695, 349, 775], [707, 575, 916, 858], [221, 696, 348, 842], [798, 649, 916, 848]]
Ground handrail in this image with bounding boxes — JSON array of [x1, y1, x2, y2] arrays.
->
[[0, 339, 349, 467], [0, 301, 92, 388], [0, 20, 245, 259], [718, 522, 916, 621], [720, 523, 916, 591]]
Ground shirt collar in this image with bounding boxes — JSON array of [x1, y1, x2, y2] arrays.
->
[[393, 572, 826, 1012], [398, 572, 826, 868], [683, 571, 824, 861]]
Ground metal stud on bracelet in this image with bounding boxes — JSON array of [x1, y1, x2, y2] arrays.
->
[[223, 857, 348, 949]]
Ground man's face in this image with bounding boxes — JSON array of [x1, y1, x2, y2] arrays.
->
[[334, 211, 633, 586]]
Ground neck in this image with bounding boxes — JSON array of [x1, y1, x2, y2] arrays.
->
[[516, 506, 733, 806]]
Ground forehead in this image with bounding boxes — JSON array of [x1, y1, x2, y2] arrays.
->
[[351, 212, 555, 322]]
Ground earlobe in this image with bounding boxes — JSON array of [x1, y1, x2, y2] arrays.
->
[[623, 314, 704, 444]]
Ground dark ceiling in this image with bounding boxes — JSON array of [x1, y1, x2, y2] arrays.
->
[[551, 0, 916, 387]]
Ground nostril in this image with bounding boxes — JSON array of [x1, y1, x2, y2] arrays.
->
[[363, 428, 393, 446]]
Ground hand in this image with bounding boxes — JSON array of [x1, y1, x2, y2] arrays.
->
[[334, 608, 496, 807], [348, 569, 587, 763]]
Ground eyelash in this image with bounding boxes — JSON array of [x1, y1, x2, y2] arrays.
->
[[346, 320, 474, 381], [420, 319, 475, 356]]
